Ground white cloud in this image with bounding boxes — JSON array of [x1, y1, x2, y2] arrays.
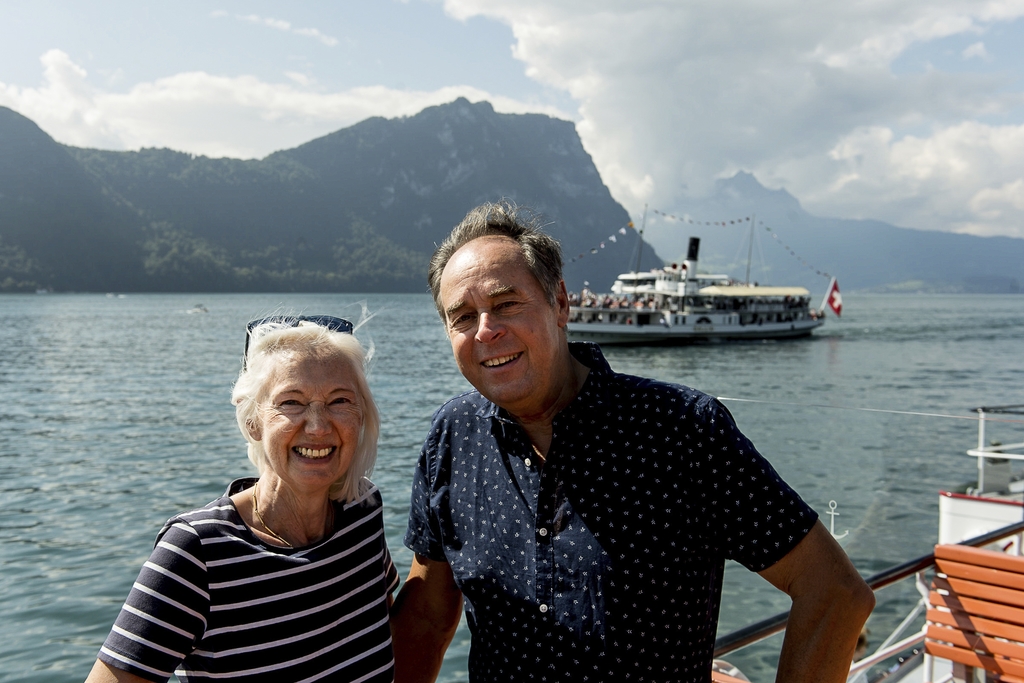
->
[[0, 50, 123, 149], [240, 14, 292, 32], [284, 71, 313, 86], [216, 12, 339, 46], [444, 0, 1024, 239], [292, 27, 339, 46], [962, 41, 991, 60], [0, 50, 570, 159], [816, 11, 977, 69], [782, 121, 1024, 238]]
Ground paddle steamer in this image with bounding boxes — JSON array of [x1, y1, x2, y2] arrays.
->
[[567, 236, 829, 345]]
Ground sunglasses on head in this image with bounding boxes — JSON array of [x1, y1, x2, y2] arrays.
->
[[243, 315, 354, 366]]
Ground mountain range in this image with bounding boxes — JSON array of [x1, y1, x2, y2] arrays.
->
[[644, 172, 1023, 295], [0, 99, 1021, 295], [0, 99, 655, 294]]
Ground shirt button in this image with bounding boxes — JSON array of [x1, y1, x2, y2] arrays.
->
[[539, 604, 549, 613], [524, 457, 532, 467], [538, 527, 549, 537]]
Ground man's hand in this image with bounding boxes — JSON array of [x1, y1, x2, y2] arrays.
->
[[390, 554, 463, 683], [758, 521, 875, 683]]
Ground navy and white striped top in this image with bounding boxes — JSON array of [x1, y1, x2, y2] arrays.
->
[[98, 478, 399, 683]]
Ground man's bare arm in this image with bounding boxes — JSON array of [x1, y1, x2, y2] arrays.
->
[[758, 521, 875, 683], [391, 554, 463, 683]]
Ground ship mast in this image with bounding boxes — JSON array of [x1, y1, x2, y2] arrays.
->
[[744, 213, 756, 285], [632, 204, 648, 274]]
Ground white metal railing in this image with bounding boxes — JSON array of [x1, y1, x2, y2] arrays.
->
[[846, 627, 926, 678], [968, 405, 1024, 493]]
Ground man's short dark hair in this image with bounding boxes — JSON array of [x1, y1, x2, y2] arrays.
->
[[428, 200, 564, 319]]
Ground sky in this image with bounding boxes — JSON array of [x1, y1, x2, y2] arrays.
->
[[2, 0, 1024, 240]]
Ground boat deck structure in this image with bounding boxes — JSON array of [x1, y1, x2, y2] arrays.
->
[[567, 237, 826, 345]]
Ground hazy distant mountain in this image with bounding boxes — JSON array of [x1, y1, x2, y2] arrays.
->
[[1, 100, 1021, 294], [0, 99, 656, 293], [645, 172, 1023, 294]]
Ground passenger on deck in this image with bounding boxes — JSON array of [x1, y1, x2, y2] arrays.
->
[[390, 200, 874, 683]]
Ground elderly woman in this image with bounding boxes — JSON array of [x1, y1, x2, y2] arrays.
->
[[86, 315, 398, 683]]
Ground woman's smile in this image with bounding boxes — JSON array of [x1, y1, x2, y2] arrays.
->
[[295, 446, 334, 459]]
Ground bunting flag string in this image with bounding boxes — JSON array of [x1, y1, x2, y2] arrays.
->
[[569, 211, 753, 264], [652, 210, 753, 226], [568, 223, 635, 263], [570, 209, 831, 280], [759, 222, 831, 280], [650, 208, 831, 280]]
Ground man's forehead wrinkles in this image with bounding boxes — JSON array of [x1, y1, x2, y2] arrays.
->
[[444, 284, 517, 317]]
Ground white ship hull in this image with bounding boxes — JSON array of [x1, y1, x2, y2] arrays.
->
[[567, 312, 823, 344]]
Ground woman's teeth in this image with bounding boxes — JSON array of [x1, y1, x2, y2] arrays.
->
[[296, 447, 332, 458]]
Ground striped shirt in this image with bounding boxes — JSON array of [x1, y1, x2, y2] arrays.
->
[[98, 478, 399, 683]]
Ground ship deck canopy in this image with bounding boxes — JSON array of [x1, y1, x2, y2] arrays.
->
[[697, 286, 811, 297]]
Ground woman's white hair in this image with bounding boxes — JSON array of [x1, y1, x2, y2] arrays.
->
[[231, 323, 380, 503]]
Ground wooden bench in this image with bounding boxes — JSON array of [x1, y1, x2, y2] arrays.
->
[[926, 544, 1024, 682]]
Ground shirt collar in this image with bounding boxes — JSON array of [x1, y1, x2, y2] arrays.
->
[[568, 341, 612, 376]]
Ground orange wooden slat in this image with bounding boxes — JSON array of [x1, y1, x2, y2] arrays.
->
[[988, 673, 1024, 683], [937, 558, 1024, 592], [926, 623, 1024, 661], [935, 545, 1024, 576], [928, 607, 1024, 643], [930, 587, 1024, 627], [943, 575, 1024, 609], [924, 641, 1024, 678], [925, 545, 1024, 680]]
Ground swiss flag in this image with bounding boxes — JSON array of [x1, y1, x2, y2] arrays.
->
[[825, 278, 842, 317]]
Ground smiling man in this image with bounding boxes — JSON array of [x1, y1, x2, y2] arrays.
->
[[390, 201, 874, 683]]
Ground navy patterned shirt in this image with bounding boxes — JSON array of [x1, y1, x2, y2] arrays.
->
[[405, 343, 817, 683]]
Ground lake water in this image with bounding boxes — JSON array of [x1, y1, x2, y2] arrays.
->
[[1, 292, 1022, 682]]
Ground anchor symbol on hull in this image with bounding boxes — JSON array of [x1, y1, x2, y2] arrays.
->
[[827, 500, 849, 540]]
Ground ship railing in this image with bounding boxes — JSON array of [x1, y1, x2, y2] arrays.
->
[[967, 405, 1024, 495], [969, 405, 1024, 459], [570, 305, 662, 314], [714, 519, 1024, 680]]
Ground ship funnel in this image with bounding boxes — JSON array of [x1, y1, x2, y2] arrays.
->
[[683, 237, 700, 295], [687, 237, 700, 261]]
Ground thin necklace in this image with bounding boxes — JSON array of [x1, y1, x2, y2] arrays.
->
[[252, 481, 293, 548]]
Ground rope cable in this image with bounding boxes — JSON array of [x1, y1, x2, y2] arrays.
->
[[717, 396, 1024, 425]]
